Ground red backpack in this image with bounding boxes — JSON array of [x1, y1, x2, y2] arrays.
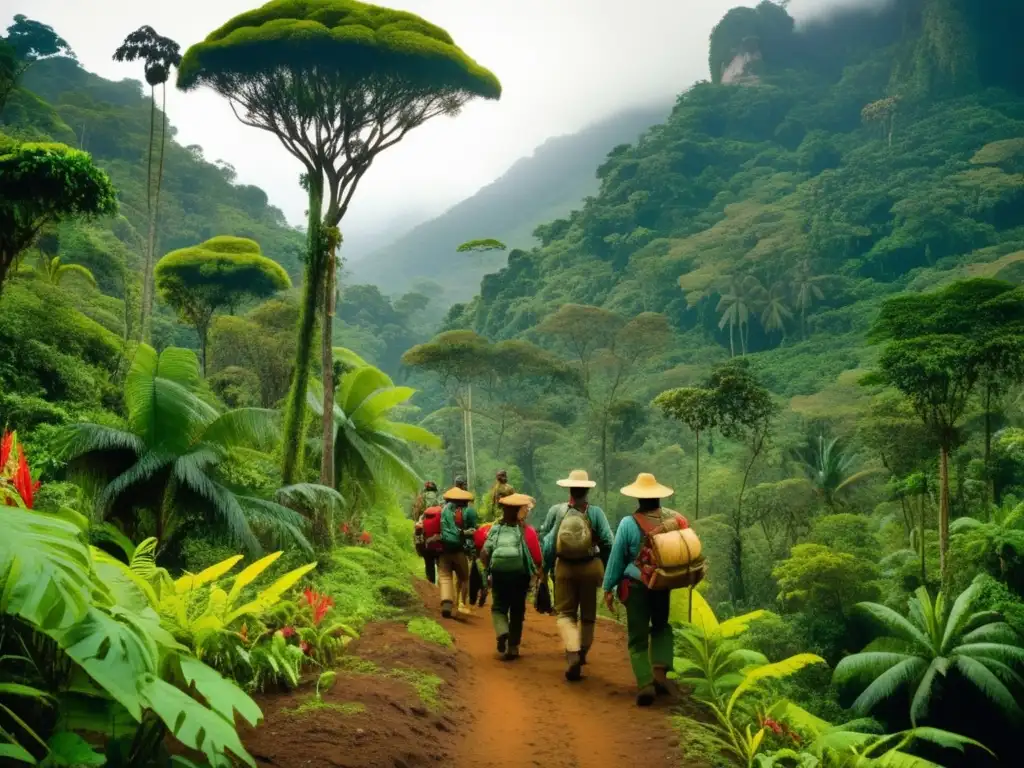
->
[[421, 505, 463, 553]]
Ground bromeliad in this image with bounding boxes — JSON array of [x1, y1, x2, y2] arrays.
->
[[303, 588, 334, 626]]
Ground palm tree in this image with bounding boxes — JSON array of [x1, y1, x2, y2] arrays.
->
[[833, 576, 1024, 726], [791, 262, 827, 340], [760, 280, 793, 343], [791, 433, 881, 510], [36, 252, 96, 288], [950, 497, 1024, 579], [717, 275, 767, 356], [307, 354, 441, 502], [61, 345, 310, 554], [112, 26, 181, 343]]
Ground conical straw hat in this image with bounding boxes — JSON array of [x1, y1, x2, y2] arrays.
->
[[556, 469, 597, 488], [443, 486, 474, 501], [620, 473, 673, 499], [498, 492, 534, 508]]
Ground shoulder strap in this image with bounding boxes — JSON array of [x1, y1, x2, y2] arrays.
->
[[632, 511, 665, 537]]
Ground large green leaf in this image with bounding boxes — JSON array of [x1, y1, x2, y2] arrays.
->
[[139, 675, 255, 767], [200, 408, 280, 452], [178, 655, 262, 727], [1, 508, 94, 631], [42, 731, 106, 766], [850, 656, 929, 716]]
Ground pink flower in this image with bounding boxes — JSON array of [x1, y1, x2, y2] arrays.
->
[[280, 626, 296, 638]]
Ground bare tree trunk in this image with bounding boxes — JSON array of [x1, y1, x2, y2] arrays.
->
[[467, 383, 476, 489], [919, 493, 927, 586], [600, 417, 609, 509], [140, 86, 157, 343], [694, 429, 701, 520], [938, 444, 951, 583], [320, 243, 337, 488], [983, 383, 994, 505]]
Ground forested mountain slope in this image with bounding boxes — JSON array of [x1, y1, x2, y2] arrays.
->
[[446, 0, 1024, 399], [348, 106, 668, 301], [4, 56, 305, 329]]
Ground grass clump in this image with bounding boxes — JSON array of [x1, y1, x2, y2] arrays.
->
[[281, 698, 367, 718], [338, 656, 380, 675], [407, 617, 453, 647], [388, 667, 445, 711]]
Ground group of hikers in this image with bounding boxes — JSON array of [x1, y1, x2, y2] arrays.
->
[[412, 467, 705, 706]]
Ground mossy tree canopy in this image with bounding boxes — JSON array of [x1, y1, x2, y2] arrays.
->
[[155, 235, 291, 370], [0, 133, 117, 293], [178, 0, 500, 220]]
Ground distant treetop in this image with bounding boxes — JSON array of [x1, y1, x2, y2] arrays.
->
[[457, 238, 507, 253], [177, 0, 500, 99]]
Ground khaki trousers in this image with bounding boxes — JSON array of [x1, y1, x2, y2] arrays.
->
[[437, 551, 469, 607], [554, 558, 604, 653]]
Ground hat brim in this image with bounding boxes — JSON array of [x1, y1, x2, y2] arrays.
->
[[620, 483, 674, 499], [443, 487, 475, 501], [499, 493, 534, 507], [556, 479, 597, 488]]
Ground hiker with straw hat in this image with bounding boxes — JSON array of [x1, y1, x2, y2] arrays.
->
[[541, 469, 615, 681], [436, 485, 479, 618], [480, 492, 542, 660], [603, 473, 695, 706]]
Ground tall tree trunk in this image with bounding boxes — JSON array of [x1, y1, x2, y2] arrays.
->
[[694, 429, 701, 520], [728, 322, 735, 358], [145, 83, 169, 343], [140, 85, 157, 343], [919, 493, 927, 586], [198, 321, 208, 376], [600, 417, 609, 509], [983, 382, 994, 505], [281, 177, 326, 484], [320, 238, 338, 488], [462, 401, 470, 482], [938, 444, 951, 583], [467, 383, 476, 489]]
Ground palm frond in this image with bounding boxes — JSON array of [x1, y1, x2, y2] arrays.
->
[[376, 421, 443, 449], [727, 654, 825, 716], [952, 656, 1023, 720], [97, 452, 175, 512], [940, 578, 982, 651], [961, 621, 1020, 644], [170, 463, 260, 555], [975, 656, 1024, 691], [200, 408, 280, 452], [834, 652, 915, 685], [60, 424, 145, 461], [850, 657, 929, 716], [275, 483, 345, 514], [954, 642, 1024, 665], [856, 601, 933, 654], [909, 657, 947, 725], [236, 496, 312, 556], [950, 517, 984, 534]]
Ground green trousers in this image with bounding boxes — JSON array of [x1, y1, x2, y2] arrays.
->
[[624, 580, 673, 688], [490, 571, 531, 648]]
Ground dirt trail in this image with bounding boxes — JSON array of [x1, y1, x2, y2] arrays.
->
[[442, 587, 681, 768], [239, 581, 687, 768]]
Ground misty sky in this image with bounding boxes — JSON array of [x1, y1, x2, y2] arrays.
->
[[4, 0, 879, 254]]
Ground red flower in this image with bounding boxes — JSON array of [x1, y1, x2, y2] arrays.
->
[[303, 588, 334, 625], [239, 623, 249, 642], [0, 431, 13, 472], [761, 717, 784, 736], [359, 531, 372, 545], [341, 523, 350, 534], [280, 626, 296, 638], [300, 640, 311, 655], [12, 445, 39, 509]]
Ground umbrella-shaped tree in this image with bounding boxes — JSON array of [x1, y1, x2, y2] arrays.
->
[[155, 235, 291, 373], [0, 134, 117, 295], [177, 0, 501, 487], [113, 25, 181, 342]]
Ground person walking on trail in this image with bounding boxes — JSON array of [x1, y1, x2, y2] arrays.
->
[[603, 473, 698, 707], [542, 469, 614, 682], [412, 481, 441, 584], [480, 492, 542, 660], [480, 468, 515, 523], [437, 485, 478, 618]]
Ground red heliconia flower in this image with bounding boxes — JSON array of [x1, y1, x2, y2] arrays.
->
[[359, 531, 372, 545], [280, 626, 296, 638], [0, 431, 13, 472], [13, 445, 39, 509]]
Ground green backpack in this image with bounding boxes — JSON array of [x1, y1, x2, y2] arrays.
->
[[440, 503, 467, 551], [489, 524, 530, 574]]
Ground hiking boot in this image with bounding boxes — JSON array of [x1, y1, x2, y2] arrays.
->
[[478, 588, 489, 608], [497, 634, 508, 654], [579, 646, 590, 666], [653, 668, 682, 699], [565, 651, 583, 682], [441, 600, 453, 618], [636, 685, 657, 707], [504, 645, 520, 661]]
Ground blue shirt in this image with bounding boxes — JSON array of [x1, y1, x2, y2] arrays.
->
[[602, 515, 645, 592], [541, 503, 615, 572]]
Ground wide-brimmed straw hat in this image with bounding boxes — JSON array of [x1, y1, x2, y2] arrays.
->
[[498, 492, 534, 508], [443, 487, 474, 501], [620, 473, 673, 499], [556, 469, 597, 488]]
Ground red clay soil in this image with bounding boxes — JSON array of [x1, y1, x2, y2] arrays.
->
[[240, 580, 690, 767]]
